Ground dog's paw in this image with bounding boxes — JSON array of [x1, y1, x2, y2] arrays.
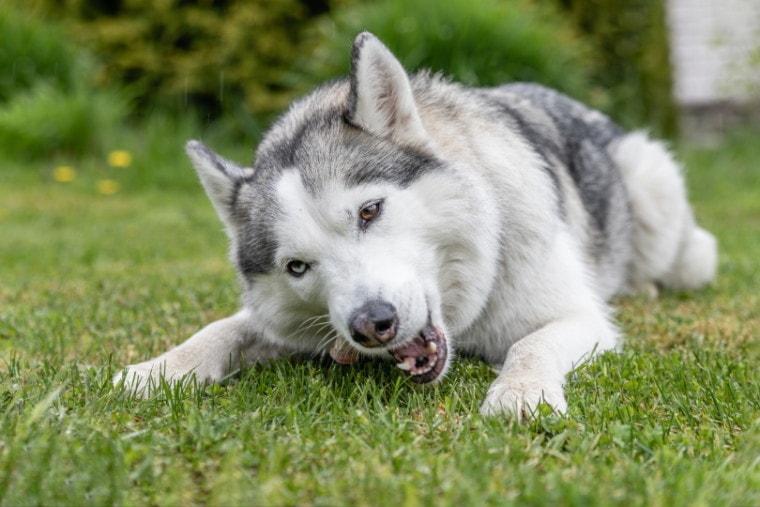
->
[[112, 359, 196, 398], [479, 374, 567, 421]]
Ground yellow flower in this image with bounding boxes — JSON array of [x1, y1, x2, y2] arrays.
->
[[96, 179, 120, 195], [108, 150, 133, 168], [53, 166, 76, 183]]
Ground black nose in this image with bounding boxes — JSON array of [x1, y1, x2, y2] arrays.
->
[[350, 300, 398, 348]]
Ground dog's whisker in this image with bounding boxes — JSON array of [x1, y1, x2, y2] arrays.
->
[[288, 314, 339, 351], [307, 332, 342, 360], [315, 330, 341, 353], [294, 313, 331, 333], [291, 317, 332, 340], [313, 322, 336, 336], [303, 314, 330, 327]]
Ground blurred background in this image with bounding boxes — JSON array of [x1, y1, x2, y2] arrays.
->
[[1, 0, 758, 175]]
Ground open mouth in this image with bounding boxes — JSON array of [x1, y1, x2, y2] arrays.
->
[[389, 324, 447, 384], [329, 323, 448, 384]]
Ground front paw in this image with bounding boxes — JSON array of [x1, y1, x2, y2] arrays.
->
[[112, 359, 196, 398], [479, 374, 567, 421]]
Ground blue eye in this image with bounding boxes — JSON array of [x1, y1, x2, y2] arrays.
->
[[286, 260, 310, 277]]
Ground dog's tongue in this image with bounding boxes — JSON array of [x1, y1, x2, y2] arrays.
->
[[390, 324, 447, 384]]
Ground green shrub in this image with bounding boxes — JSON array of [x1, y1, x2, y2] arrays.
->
[[11, 0, 676, 140], [20, 0, 316, 136], [0, 84, 127, 159], [555, 0, 677, 136], [0, 5, 127, 159], [0, 5, 81, 103], [17, 0, 595, 136], [302, 0, 595, 101]]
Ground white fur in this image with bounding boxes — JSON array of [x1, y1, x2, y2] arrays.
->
[[186, 140, 252, 234], [611, 132, 717, 292], [112, 309, 283, 396]]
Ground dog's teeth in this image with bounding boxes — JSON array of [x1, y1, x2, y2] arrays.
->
[[413, 364, 434, 376], [396, 357, 414, 371], [426, 341, 437, 354]]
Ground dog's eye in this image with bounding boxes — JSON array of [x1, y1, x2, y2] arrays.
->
[[359, 201, 382, 223], [286, 260, 310, 277]]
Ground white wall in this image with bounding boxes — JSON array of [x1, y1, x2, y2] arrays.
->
[[667, 0, 760, 105]]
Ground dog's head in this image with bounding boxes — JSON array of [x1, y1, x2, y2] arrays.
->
[[185, 33, 499, 383]]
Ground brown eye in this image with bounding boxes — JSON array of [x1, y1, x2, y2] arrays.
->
[[360, 201, 381, 222]]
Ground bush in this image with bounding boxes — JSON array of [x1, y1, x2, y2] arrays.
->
[[0, 5, 80, 103], [0, 84, 126, 159], [20, 0, 320, 136], [17, 0, 595, 137], [302, 0, 595, 101], [555, 0, 677, 136], [11, 0, 676, 140], [0, 6, 127, 159]]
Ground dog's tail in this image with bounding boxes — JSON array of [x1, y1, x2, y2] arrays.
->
[[610, 131, 717, 293]]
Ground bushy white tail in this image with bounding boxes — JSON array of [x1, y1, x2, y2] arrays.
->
[[659, 226, 717, 290], [611, 132, 717, 292]]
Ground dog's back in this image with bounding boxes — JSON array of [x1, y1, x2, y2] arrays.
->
[[444, 80, 716, 299], [476, 82, 633, 299]]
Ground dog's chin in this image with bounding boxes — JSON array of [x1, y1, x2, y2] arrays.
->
[[389, 323, 449, 384]]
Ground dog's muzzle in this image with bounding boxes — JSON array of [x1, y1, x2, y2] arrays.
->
[[337, 301, 449, 384]]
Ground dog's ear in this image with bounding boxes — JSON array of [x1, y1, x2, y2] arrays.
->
[[186, 140, 248, 233], [346, 32, 430, 147]]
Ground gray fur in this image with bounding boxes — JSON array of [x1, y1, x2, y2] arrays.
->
[[478, 83, 632, 295]]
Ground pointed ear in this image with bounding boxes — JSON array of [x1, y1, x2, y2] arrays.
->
[[346, 32, 430, 146], [186, 140, 249, 233]]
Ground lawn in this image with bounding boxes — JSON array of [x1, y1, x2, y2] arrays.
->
[[0, 126, 758, 506]]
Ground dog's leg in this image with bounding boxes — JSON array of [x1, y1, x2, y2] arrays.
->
[[113, 309, 283, 397], [479, 312, 618, 421]]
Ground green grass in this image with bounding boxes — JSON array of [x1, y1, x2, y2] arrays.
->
[[1, 127, 758, 506]]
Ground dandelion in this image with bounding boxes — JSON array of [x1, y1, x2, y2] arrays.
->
[[97, 179, 120, 195], [108, 150, 133, 168], [53, 166, 76, 183]]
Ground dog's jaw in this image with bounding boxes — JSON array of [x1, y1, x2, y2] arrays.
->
[[328, 322, 450, 384], [389, 323, 448, 383]]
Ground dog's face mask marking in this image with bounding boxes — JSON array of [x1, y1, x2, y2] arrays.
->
[[267, 170, 450, 383], [187, 130, 455, 383]]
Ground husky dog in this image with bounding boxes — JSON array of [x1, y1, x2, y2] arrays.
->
[[114, 32, 717, 419]]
